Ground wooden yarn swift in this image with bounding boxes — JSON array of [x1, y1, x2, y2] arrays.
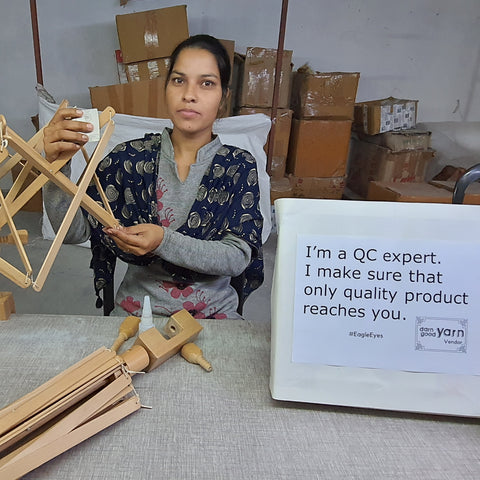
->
[[0, 102, 119, 294], [0, 309, 203, 478]]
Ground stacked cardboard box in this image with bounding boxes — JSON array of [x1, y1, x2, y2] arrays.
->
[[353, 97, 418, 135], [115, 4, 188, 85], [347, 96, 432, 199], [90, 6, 237, 119], [236, 47, 293, 109], [90, 5, 190, 118], [216, 39, 236, 117], [237, 106, 293, 177], [285, 68, 360, 199], [347, 124, 435, 199], [367, 180, 480, 205], [124, 57, 171, 83], [235, 47, 294, 184]]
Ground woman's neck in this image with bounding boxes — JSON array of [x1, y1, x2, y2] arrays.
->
[[170, 128, 213, 181], [171, 129, 213, 161]]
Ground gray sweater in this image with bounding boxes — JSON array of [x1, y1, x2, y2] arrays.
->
[[43, 128, 251, 320]]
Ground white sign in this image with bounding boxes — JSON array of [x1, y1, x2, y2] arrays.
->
[[270, 198, 480, 416], [293, 235, 480, 376]]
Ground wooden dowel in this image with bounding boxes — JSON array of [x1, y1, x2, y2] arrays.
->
[[32, 118, 115, 291], [4, 128, 116, 228]]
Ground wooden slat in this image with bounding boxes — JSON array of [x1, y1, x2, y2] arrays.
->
[[0, 386, 139, 478]]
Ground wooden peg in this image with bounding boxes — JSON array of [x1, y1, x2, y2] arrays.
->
[[0, 292, 15, 320], [0, 229, 28, 245], [181, 343, 212, 372], [110, 315, 141, 353]]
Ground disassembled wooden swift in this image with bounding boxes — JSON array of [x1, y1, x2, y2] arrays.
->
[[0, 101, 118, 294], [0, 309, 205, 478]]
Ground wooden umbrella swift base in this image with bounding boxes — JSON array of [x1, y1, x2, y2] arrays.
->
[[0, 309, 204, 478], [0, 347, 141, 479]]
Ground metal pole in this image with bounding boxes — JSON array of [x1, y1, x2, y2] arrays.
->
[[267, 0, 289, 175], [30, 0, 43, 86]]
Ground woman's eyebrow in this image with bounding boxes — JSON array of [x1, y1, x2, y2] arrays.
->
[[171, 70, 219, 79]]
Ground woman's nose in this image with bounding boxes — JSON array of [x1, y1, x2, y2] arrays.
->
[[183, 84, 197, 102]]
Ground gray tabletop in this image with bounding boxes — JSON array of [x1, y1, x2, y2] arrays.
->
[[1, 314, 479, 479]]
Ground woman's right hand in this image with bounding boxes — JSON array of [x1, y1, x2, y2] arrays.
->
[[43, 108, 94, 162]]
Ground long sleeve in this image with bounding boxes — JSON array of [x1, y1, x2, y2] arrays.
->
[[155, 230, 251, 277]]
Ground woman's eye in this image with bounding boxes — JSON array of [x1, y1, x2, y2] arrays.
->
[[172, 77, 183, 85], [203, 80, 215, 87]]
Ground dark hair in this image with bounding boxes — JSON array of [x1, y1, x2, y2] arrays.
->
[[166, 34, 231, 97]]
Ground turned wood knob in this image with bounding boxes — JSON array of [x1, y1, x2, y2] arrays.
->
[[111, 315, 141, 353], [181, 343, 212, 372]]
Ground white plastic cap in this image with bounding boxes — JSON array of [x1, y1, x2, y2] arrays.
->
[[139, 295, 154, 333]]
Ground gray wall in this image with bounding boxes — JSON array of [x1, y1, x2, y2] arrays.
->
[[1, 0, 479, 142]]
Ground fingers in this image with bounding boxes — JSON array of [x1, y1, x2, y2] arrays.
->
[[103, 227, 140, 254], [49, 107, 83, 125], [103, 224, 164, 255], [43, 108, 94, 162]]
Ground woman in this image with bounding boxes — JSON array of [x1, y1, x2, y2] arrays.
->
[[43, 35, 263, 319]]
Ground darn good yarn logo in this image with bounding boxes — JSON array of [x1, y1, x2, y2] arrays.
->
[[415, 317, 468, 353]]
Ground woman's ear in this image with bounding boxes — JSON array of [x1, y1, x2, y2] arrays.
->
[[217, 88, 231, 118]]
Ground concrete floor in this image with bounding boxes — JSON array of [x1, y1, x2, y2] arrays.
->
[[0, 210, 275, 323]]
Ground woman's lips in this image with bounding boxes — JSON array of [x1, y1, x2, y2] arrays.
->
[[177, 109, 200, 119]]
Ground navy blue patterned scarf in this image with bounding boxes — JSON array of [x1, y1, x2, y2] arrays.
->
[[84, 133, 264, 309]]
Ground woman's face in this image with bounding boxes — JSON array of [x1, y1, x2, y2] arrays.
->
[[166, 47, 223, 139]]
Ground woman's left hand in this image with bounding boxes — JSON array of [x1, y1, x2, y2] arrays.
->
[[103, 224, 164, 256]]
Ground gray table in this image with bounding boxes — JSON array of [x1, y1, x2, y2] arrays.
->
[[1, 314, 479, 479]]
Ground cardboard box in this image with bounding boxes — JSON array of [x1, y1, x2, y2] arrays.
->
[[367, 180, 480, 205], [287, 119, 352, 178], [429, 179, 480, 199], [357, 128, 431, 152], [116, 5, 189, 63], [354, 97, 418, 135], [123, 38, 234, 82], [219, 39, 235, 83], [218, 39, 235, 116], [125, 57, 171, 83], [115, 50, 128, 84], [236, 107, 292, 178], [347, 138, 434, 198], [270, 176, 293, 204], [289, 174, 345, 199], [290, 70, 360, 120], [237, 47, 293, 108], [90, 77, 169, 118]]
